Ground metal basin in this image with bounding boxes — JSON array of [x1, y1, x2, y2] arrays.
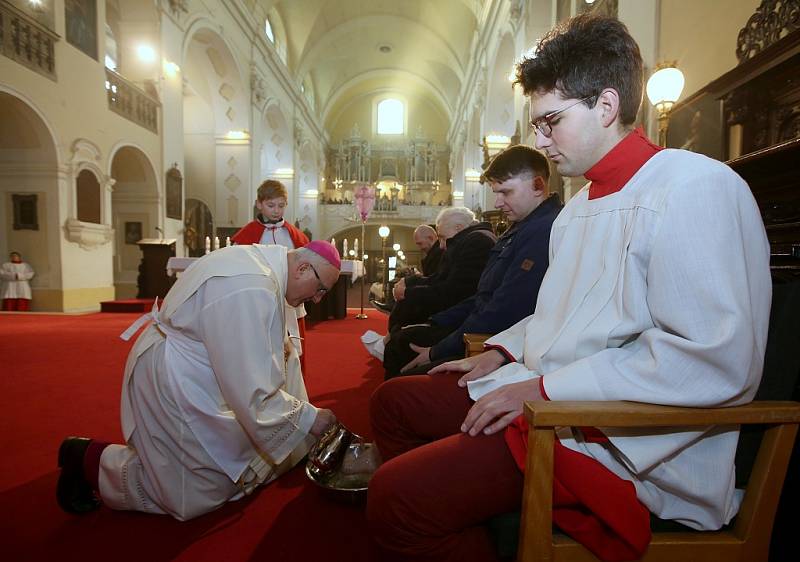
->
[[305, 423, 378, 503]]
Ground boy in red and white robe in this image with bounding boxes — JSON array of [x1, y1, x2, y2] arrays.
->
[[232, 180, 311, 370]]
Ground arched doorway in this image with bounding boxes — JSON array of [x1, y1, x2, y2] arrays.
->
[[0, 91, 59, 310], [109, 145, 159, 298], [329, 223, 419, 288]]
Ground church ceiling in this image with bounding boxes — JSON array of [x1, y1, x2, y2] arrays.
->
[[251, 0, 482, 133]]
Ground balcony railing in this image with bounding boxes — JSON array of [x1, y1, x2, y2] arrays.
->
[[0, 1, 58, 80], [105, 68, 159, 134]]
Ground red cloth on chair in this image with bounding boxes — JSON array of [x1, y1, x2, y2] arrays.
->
[[505, 416, 651, 561]]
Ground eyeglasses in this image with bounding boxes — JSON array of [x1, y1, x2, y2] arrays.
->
[[530, 95, 596, 138], [308, 264, 330, 296]]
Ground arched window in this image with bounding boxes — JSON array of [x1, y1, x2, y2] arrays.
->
[[104, 24, 118, 70], [264, 18, 274, 43], [377, 98, 404, 135], [76, 170, 101, 224]]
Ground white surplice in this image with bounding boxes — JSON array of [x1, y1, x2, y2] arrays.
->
[[0, 261, 34, 299], [99, 245, 318, 520], [470, 149, 772, 530]]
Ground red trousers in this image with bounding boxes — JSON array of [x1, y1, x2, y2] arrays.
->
[[367, 373, 522, 562], [2, 298, 30, 311], [367, 373, 650, 562]]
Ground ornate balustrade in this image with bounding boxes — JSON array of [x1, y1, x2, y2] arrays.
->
[[105, 68, 159, 134], [319, 202, 442, 242], [0, 0, 57, 80]]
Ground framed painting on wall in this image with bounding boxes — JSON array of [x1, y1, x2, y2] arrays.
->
[[125, 221, 143, 245], [666, 93, 724, 162], [12, 194, 38, 230], [65, 0, 98, 60], [166, 165, 183, 220]]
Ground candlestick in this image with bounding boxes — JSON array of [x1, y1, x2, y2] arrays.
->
[[354, 238, 359, 257], [205, 236, 211, 255], [226, 236, 231, 247], [343, 238, 348, 257]]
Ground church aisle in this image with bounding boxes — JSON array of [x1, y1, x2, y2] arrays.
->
[[0, 310, 388, 562]]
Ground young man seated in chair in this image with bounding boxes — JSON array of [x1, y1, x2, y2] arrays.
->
[[366, 13, 772, 562], [382, 145, 562, 379]]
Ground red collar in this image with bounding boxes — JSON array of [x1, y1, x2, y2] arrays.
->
[[585, 127, 662, 200]]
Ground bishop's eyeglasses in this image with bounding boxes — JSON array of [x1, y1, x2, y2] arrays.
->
[[309, 264, 330, 296]]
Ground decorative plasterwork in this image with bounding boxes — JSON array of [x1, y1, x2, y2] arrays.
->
[[69, 138, 102, 166], [509, 0, 524, 32], [295, 118, 306, 148], [251, 66, 267, 108], [219, 83, 235, 101], [224, 174, 242, 192], [166, 0, 188, 16], [64, 218, 114, 250]]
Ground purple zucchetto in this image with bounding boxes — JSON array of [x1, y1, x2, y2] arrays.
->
[[304, 240, 341, 270]]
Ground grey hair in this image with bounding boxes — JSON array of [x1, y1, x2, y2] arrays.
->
[[436, 207, 477, 228], [293, 246, 333, 269]]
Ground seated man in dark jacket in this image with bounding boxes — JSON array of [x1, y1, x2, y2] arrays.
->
[[362, 207, 496, 360], [372, 224, 443, 312], [383, 145, 561, 377]]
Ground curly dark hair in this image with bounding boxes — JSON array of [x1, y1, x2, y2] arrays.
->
[[514, 14, 643, 126]]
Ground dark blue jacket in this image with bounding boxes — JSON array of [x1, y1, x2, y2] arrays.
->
[[429, 195, 562, 360]]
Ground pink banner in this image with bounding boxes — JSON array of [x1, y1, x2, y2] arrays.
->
[[354, 184, 376, 222]]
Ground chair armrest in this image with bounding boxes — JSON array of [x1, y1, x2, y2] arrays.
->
[[463, 333, 491, 357], [523, 400, 800, 428]]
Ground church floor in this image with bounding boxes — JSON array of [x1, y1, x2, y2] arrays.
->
[[0, 309, 389, 561]]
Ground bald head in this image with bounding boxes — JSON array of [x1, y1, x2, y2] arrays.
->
[[413, 225, 437, 254]]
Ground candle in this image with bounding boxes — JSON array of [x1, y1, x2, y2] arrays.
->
[[205, 236, 211, 255], [354, 238, 359, 256], [226, 236, 231, 247], [213, 236, 220, 250], [343, 239, 348, 257]]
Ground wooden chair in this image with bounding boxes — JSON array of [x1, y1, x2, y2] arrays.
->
[[519, 400, 800, 562], [463, 279, 800, 561], [463, 332, 491, 357]]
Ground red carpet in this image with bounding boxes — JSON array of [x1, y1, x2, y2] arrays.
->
[[0, 309, 388, 561]]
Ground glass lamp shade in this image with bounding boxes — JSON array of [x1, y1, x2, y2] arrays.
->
[[646, 66, 685, 108], [392, 243, 401, 251], [378, 226, 390, 239]]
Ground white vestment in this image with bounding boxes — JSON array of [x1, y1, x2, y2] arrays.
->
[[99, 245, 318, 520], [0, 261, 34, 299], [470, 149, 772, 530], [258, 227, 306, 357]]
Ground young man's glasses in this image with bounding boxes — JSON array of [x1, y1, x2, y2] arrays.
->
[[530, 95, 596, 138], [308, 264, 330, 296]]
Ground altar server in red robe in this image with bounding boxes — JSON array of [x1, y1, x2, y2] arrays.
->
[[232, 180, 311, 369]]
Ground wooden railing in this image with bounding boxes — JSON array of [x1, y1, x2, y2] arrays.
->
[[0, 1, 57, 80], [105, 68, 159, 134]]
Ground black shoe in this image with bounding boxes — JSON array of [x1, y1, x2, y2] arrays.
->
[[57, 437, 101, 514], [372, 300, 394, 314]]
